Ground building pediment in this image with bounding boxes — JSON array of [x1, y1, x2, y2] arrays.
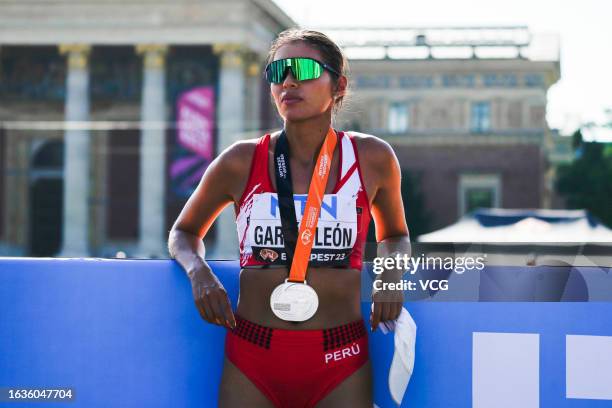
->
[[0, 0, 295, 53]]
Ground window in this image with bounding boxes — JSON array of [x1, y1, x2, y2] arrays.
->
[[458, 174, 501, 216], [388, 102, 409, 134], [471, 101, 491, 133], [0, 46, 66, 101], [465, 188, 494, 213]]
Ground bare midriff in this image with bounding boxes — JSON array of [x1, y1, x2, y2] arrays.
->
[[236, 266, 363, 330]]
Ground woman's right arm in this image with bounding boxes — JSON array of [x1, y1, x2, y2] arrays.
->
[[168, 141, 255, 330]]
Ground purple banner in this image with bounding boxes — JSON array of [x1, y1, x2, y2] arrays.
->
[[171, 86, 216, 198], [176, 87, 215, 160]]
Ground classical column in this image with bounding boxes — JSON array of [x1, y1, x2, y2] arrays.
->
[[58, 44, 91, 256], [136, 44, 168, 258], [210, 44, 247, 259], [246, 58, 263, 132], [214, 44, 247, 149]]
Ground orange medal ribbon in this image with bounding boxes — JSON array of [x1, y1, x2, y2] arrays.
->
[[287, 127, 337, 283]]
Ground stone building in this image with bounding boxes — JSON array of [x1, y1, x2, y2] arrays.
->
[[0, 7, 568, 257], [0, 0, 293, 257], [330, 27, 566, 231]]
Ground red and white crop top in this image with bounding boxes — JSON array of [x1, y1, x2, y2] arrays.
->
[[235, 131, 372, 271]]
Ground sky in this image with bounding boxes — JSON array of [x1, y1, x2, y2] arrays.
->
[[272, 0, 612, 138]]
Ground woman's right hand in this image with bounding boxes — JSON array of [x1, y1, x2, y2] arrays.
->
[[168, 141, 254, 331], [190, 268, 236, 330]]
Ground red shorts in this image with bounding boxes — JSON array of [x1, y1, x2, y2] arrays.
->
[[225, 315, 369, 408]]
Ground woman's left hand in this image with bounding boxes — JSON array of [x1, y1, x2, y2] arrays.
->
[[370, 279, 404, 331], [354, 136, 410, 332]]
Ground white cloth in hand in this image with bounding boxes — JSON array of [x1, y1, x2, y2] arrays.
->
[[377, 307, 417, 406]]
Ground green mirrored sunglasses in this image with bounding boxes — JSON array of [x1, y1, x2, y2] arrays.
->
[[264, 57, 340, 84]]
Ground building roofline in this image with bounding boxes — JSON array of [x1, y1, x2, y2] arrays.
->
[[316, 26, 559, 63], [251, 0, 298, 29]]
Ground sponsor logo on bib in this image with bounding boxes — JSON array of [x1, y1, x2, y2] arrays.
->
[[259, 248, 279, 261]]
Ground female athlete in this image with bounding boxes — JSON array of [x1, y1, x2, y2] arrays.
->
[[168, 28, 410, 408]]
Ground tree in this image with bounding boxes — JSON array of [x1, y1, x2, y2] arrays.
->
[[555, 130, 612, 228]]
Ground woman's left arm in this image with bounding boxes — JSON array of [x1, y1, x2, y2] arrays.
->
[[361, 137, 411, 331]]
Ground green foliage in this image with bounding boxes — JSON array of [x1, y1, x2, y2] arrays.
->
[[555, 130, 612, 228]]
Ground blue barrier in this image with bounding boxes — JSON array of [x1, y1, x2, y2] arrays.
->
[[1, 258, 611, 407]]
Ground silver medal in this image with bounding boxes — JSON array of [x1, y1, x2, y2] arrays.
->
[[270, 279, 319, 322]]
